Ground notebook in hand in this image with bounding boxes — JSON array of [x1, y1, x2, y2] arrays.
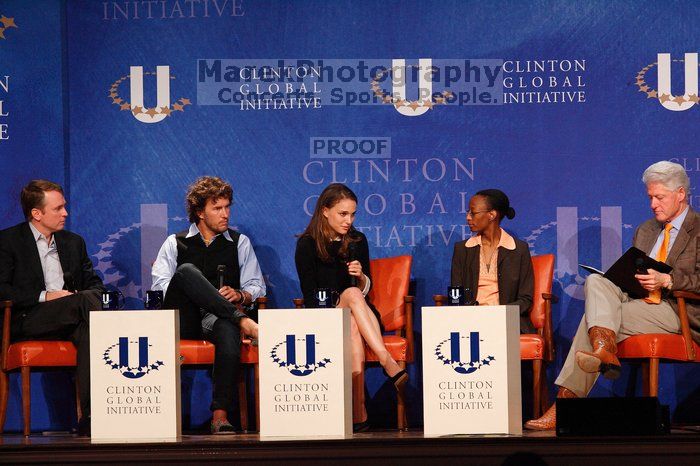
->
[[579, 247, 672, 299]]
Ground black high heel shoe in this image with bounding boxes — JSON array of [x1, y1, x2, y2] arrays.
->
[[385, 369, 409, 391], [353, 420, 371, 433]]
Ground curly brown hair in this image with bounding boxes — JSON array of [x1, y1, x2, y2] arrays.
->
[[185, 176, 233, 223]]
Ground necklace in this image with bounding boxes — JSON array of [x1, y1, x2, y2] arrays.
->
[[482, 246, 498, 273]]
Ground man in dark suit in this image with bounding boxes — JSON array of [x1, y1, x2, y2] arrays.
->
[[0, 180, 104, 435], [526, 161, 700, 430]]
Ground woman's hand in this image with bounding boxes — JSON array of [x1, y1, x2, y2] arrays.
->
[[347, 260, 363, 277], [347, 260, 367, 289]]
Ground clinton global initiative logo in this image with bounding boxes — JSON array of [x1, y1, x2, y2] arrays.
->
[[369, 59, 457, 117], [270, 334, 331, 377], [0, 14, 18, 41], [109, 66, 191, 124], [635, 53, 700, 111], [197, 58, 502, 116], [502, 58, 587, 104], [103, 337, 165, 379], [435, 332, 495, 374]]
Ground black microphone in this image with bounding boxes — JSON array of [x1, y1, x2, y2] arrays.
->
[[635, 258, 647, 274], [63, 272, 76, 293], [217, 265, 226, 289], [347, 242, 358, 287]]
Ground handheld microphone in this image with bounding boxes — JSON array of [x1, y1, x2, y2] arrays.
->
[[635, 258, 647, 274], [217, 265, 226, 289], [63, 272, 76, 293], [347, 242, 358, 287]]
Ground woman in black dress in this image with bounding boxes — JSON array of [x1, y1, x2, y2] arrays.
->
[[295, 183, 408, 431]]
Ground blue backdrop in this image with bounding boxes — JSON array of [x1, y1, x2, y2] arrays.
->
[[2, 0, 699, 431]]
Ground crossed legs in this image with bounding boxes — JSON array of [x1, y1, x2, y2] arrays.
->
[[165, 263, 258, 432], [525, 274, 680, 430], [338, 287, 403, 424], [556, 273, 681, 397]]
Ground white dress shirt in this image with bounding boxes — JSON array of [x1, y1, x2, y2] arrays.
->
[[29, 222, 64, 302]]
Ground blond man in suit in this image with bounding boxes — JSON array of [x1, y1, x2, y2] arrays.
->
[[526, 160, 700, 430], [0, 180, 105, 435]]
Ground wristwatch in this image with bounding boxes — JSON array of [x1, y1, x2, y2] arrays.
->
[[234, 289, 245, 305], [665, 274, 673, 290]]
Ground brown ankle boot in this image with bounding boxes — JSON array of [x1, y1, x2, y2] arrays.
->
[[524, 387, 577, 431], [575, 326, 621, 379]]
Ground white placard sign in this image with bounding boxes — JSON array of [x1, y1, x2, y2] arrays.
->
[[90, 310, 181, 442], [422, 305, 522, 436], [259, 308, 351, 438]]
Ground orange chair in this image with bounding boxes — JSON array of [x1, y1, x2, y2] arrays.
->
[[294, 255, 414, 430], [179, 296, 265, 432], [434, 254, 557, 417], [0, 300, 82, 436], [617, 290, 700, 396]]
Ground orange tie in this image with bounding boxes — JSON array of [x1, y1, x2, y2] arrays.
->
[[645, 223, 673, 304]]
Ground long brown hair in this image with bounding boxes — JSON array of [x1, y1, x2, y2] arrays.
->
[[300, 183, 361, 262]]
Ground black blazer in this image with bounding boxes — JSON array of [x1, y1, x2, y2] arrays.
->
[[0, 222, 105, 311], [450, 235, 535, 334]]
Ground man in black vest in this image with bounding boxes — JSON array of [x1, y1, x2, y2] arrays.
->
[[151, 176, 264, 434], [0, 180, 104, 436]]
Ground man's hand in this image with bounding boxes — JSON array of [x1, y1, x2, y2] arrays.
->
[[219, 286, 241, 303], [46, 290, 73, 301], [239, 317, 258, 339], [635, 269, 671, 291]]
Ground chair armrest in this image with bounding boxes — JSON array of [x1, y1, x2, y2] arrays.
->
[[672, 290, 700, 301], [292, 298, 305, 309], [540, 293, 555, 361], [255, 296, 267, 310], [672, 291, 698, 360], [433, 295, 447, 307], [404, 296, 414, 362], [1, 300, 13, 371]]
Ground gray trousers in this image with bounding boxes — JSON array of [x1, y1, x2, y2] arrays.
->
[[555, 273, 681, 397]]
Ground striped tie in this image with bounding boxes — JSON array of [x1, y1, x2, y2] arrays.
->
[[644, 222, 673, 304]]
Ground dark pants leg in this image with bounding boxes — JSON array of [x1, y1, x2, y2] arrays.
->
[[163, 263, 245, 339], [163, 263, 245, 413], [204, 318, 241, 413], [13, 290, 102, 418]]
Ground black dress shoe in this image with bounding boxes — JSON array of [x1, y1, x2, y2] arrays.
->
[[353, 421, 370, 433], [77, 417, 91, 437]]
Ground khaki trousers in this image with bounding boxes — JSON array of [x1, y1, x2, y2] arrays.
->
[[555, 273, 681, 397]]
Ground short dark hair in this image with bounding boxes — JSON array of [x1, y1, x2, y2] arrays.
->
[[20, 180, 64, 220], [185, 176, 233, 223]]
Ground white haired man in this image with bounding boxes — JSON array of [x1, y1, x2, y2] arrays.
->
[[526, 160, 700, 430]]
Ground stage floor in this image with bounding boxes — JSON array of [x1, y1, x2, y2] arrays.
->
[[1, 427, 700, 465]]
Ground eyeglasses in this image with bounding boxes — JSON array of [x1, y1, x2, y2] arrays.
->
[[466, 210, 490, 217]]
